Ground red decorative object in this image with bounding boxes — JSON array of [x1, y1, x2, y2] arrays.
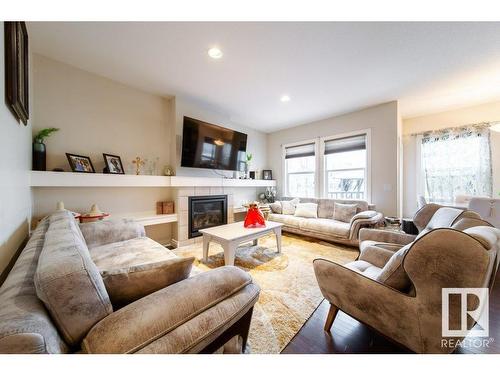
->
[[244, 203, 266, 228]]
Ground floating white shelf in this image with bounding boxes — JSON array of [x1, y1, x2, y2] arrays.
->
[[30, 171, 276, 188], [31, 171, 171, 187], [170, 175, 275, 187], [112, 211, 177, 226]]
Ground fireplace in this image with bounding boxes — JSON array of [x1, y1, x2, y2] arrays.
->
[[188, 195, 228, 238]]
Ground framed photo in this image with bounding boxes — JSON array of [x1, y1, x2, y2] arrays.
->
[[103, 153, 125, 174], [262, 170, 273, 180], [66, 153, 95, 173], [4, 22, 29, 125]]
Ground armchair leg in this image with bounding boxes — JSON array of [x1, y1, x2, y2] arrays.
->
[[324, 304, 339, 332]]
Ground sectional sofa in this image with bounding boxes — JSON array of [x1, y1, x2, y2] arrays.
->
[[0, 210, 260, 354]]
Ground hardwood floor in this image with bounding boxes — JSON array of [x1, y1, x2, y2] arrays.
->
[[282, 270, 500, 354]]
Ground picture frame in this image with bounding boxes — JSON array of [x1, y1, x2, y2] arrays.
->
[[4, 22, 29, 125], [66, 153, 95, 173], [102, 153, 125, 174], [262, 170, 273, 180]]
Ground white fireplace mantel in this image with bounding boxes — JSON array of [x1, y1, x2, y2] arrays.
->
[[30, 171, 276, 188]]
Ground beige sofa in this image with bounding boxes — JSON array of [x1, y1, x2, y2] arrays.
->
[[268, 197, 383, 246], [0, 210, 260, 354], [314, 205, 499, 353]]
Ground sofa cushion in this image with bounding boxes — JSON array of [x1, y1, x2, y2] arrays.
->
[[294, 203, 318, 218], [267, 213, 304, 228], [269, 201, 282, 214], [281, 198, 300, 215], [451, 217, 493, 231], [282, 197, 369, 218], [463, 226, 499, 250], [359, 240, 403, 268], [376, 243, 412, 291], [0, 217, 69, 354], [416, 207, 466, 239], [333, 203, 358, 223], [79, 219, 146, 249], [300, 218, 351, 238], [34, 211, 113, 347], [89, 237, 194, 306], [345, 260, 383, 280], [82, 266, 259, 354]]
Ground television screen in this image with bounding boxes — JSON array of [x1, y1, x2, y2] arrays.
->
[[181, 116, 248, 171]]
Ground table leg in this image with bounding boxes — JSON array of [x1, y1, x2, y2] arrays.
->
[[202, 235, 210, 262], [274, 227, 282, 253], [224, 242, 236, 266]]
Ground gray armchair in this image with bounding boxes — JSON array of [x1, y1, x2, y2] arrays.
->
[[314, 225, 500, 353], [359, 204, 484, 260]]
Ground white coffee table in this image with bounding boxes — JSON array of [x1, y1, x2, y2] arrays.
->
[[199, 221, 283, 266]]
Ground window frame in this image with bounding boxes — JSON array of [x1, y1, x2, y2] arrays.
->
[[281, 138, 320, 198], [320, 129, 371, 201], [281, 129, 371, 201]]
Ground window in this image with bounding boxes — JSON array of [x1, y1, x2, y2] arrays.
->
[[282, 131, 370, 199], [284, 142, 316, 197], [324, 135, 367, 199], [421, 126, 492, 202]]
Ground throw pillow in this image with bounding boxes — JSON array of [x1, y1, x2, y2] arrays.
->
[[294, 203, 318, 218], [35, 212, 113, 346], [376, 243, 412, 291], [333, 203, 358, 223], [101, 256, 194, 306], [282, 198, 300, 215], [269, 201, 282, 214]]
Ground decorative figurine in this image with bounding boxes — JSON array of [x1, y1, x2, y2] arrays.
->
[[164, 165, 174, 176], [132, 156, 145, 175], [244, 202, 266, 228], [79, 204, 109, 223]]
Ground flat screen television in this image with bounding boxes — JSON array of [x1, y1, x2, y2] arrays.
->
[[181, 116, 248, 171]]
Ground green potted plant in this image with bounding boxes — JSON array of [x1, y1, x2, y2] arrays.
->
[[33, 127, 59, 171], [245, 153, 253, 178]]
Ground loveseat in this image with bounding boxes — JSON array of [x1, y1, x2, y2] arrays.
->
[[0, 210, 260, 354], [314, 204, 499, 353], [268, 197, 383, 246]]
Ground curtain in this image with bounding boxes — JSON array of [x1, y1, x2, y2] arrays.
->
[[421, 125, 492, 202]]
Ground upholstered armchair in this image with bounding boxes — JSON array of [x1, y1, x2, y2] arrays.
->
[[314, 226, 500, 353], [358, 204, 483, 262]]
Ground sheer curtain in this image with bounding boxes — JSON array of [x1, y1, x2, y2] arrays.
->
[[421, 125, 492, 203]]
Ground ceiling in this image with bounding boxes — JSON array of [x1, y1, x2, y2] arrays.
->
[[28, 22, 500, 132]]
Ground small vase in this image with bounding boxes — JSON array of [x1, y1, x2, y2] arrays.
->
[[33, 140, 46, 171]]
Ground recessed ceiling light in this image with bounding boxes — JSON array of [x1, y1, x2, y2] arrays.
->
[[280, 95, 291, 103], [208, 47, 223, 59]]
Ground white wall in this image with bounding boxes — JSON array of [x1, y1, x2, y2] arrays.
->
[[33, 54, 173, 173], [174, 95, 270, 206], [267, 101, 400, 216], [402, 100, 500, 217], [31, 55, 174, 243], [31, 56, 269, 243], [174, 95, 269, 177], [0, 23, 33, 276]]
